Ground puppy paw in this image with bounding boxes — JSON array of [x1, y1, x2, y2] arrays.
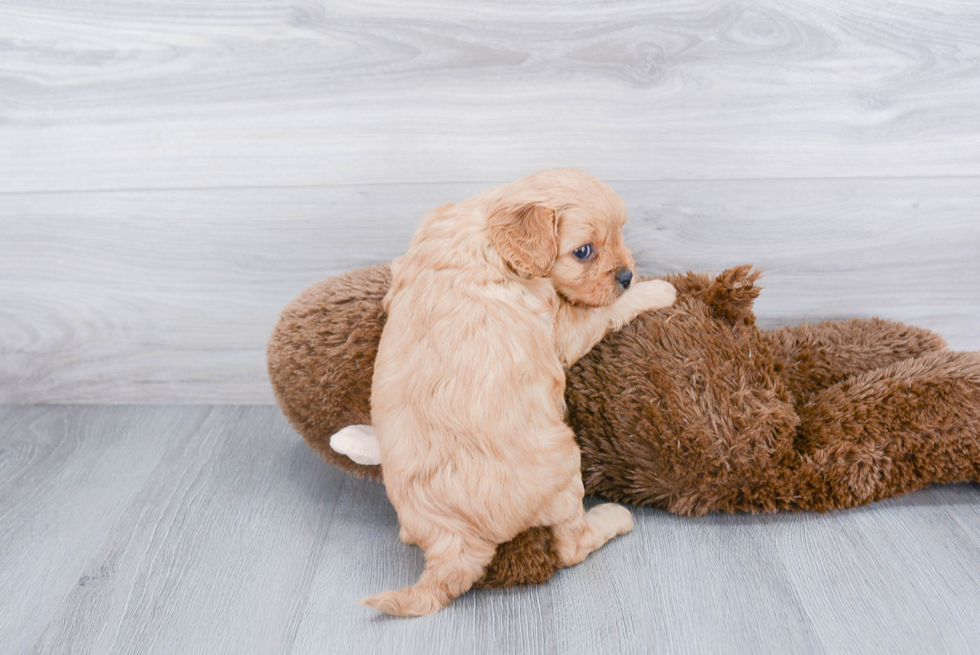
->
[[586, 503, 635, 538], [626, 279, 676, 315]]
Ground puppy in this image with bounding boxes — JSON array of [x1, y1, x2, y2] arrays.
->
[[361, 168, 676, 616]]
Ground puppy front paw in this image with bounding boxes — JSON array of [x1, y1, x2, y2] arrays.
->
[[626, 279, 676, 314]]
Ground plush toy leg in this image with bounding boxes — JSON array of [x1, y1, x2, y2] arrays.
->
[[795, 349, 980, 510], [473, 527, 561, 589], [329, 425, 382, 466], [769, 318, 948, 403]]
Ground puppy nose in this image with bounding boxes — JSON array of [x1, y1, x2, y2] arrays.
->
[[616, 269, 633, 290]]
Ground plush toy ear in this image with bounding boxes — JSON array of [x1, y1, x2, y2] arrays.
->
[[705, 265, 762, 326], [488, 203, 558, 277]]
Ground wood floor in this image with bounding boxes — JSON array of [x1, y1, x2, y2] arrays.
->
[[2, 405, 980, 655]]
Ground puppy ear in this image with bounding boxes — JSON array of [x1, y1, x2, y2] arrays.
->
[[488, 203, 558, 277]]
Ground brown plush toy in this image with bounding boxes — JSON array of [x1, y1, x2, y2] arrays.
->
[[267, 263, 980, 588]]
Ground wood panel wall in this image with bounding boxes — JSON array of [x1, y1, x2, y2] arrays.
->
[[2, 0, 978, 403]]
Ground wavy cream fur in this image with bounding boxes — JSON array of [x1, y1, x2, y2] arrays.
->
[[361, 168, 676, 616]]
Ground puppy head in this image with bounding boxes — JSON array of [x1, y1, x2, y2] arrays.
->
[[487, 168, 635, 307]]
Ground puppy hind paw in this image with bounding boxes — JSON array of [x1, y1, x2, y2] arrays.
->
[[586, 503, 635, 538]]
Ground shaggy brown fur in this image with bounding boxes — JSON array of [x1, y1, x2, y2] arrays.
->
[[268, 263, 980, 587]]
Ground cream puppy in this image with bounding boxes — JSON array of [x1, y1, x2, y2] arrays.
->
[[362, 169, 676, 616]]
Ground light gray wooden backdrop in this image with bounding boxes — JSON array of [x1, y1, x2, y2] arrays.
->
[[1, 0, 978, 403]]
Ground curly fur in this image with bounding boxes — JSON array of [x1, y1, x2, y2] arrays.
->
[[268, 263, 980, 588]]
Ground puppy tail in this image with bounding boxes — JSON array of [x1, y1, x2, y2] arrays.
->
[[359, 534, 496, 617]]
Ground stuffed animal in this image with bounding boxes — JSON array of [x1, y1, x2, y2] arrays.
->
[[267, 263, 980, 587]]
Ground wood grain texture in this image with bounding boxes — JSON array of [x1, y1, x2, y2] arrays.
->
[[0, 406, 195, 653], [2, 0, 979, 403], [551, 507, 822, 654], [760, 489, 980, 653], [289, 474, 556, 655], [2, 178, 977, 403], [1, 0, 979, 192], [20, 406, 347, 655], [3, 406, 980, 654]]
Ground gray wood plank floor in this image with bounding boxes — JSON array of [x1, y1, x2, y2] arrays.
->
[[2, 405, 979, 655]]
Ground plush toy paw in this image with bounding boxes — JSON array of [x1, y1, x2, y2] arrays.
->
[[329, 424, 382, 466]]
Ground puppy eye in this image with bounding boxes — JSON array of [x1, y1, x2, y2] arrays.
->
[[572, 244, 592, 260]]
